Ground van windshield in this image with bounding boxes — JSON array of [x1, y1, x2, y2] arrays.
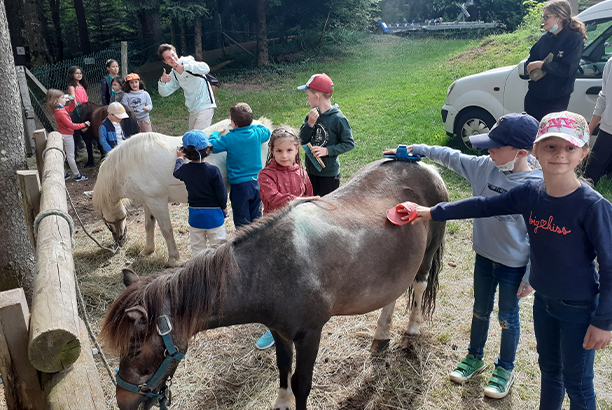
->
[[579, 18, 612, 77]]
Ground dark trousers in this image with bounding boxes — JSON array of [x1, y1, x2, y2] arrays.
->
[[524, 92, 571, 122], [230, 180, 262, 228], [309, 174, 340, 196], [584, 129, 612, 186]]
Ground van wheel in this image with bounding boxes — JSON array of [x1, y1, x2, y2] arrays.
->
[[454, 108, 495, 151]]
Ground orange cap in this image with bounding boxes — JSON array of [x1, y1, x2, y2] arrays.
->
[[126, 73, 140, 81]]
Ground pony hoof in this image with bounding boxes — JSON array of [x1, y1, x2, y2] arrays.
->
[[166, 258, 179, 268], [139, 249, 154, 257], [400, 332, 418, 349], [405, 325, 421, 336], [371, 339, 390, 353]]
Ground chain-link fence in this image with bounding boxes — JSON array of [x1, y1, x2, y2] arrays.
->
[[27, 43, 150, 131]]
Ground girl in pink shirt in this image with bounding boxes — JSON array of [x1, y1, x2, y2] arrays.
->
[[47, 89, 89, 181], [258, 125, 313, 215], [255, 125, 313, 350]]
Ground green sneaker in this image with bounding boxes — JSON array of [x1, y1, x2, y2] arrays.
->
[[484, 366, 515, 399], [449, 355, 485, 383]]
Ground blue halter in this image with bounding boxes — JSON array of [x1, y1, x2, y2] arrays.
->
[[115, 315, 185, 410]]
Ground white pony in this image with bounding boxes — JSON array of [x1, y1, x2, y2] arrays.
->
[[92, 118, 272, 267]]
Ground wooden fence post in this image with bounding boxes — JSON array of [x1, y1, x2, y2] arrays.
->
[[41, 319, 106, 409], [33, 129, 47, 182], [0, 288, 47, 410], [121, 41, 128, 77], [16, 66, 36, 156], [17, 170, 41, 251], [28, 131, 81, 373]]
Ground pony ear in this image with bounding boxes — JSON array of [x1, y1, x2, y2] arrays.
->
[[125, 306, 148, 324], [122, 268, 139, 287]]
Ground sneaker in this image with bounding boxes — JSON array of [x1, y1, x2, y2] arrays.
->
[[255, 329, 275, 349], [484, 367, 515, 399], [74, 174, 88, 182], [64, 172, 71, 180], [449, 354, 485, 383]]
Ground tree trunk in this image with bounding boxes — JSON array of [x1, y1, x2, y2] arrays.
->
[[194, 17, 202, 60], [4, 0, 23, 59], [22, 0, 51, 66], [0, 0, 35, 301], [138, 8, 162, 58], [256, 0, 268, 66], [72, 0, 91, 54], [48, 0, 63, 61], [180, 19, 187, 56], [568, 0, 578, 16], [171, 18, 178, 50]]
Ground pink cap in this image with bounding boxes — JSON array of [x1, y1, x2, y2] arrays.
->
[[534, 111, 590, 147]]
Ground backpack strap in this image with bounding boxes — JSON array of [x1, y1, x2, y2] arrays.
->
[[173, 69, 216, 105]]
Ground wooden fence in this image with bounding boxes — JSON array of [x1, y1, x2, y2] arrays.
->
[[0, 130, 105, 409]]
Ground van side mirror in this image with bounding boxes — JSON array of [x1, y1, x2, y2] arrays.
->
[[518, 59, 530, 80]]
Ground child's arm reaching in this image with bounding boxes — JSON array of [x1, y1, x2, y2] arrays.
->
[[398, 204, 432, 223]]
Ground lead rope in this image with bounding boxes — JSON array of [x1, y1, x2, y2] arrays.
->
[[65, 187, 120, 254], [64, 186, 119, 384]]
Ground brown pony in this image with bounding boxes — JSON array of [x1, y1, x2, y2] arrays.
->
[[100, 158, 449, 410], [70, 102, 139, 166]]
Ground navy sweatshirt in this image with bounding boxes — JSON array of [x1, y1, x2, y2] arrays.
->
[[431, 180, 612, 331]]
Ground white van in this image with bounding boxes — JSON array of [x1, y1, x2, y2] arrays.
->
[[441, 0, 612, 149]]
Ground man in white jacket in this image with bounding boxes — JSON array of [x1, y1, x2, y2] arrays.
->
[[158, 44, 217, 130]]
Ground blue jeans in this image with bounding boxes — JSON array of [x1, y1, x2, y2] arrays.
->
[[230, 180, 262, 228], [534, 292, 598, 410], [468, 254, 525, 371]]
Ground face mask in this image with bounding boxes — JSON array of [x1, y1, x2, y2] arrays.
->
[[495, 150, 519, 172], [58, 103, 64, 108], [549, 24, 559, 34]]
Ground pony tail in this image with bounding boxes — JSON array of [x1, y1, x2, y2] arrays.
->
[[569, 17, 587, 41]]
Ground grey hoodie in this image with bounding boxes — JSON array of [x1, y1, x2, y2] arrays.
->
[[412, 144, 543, 275]]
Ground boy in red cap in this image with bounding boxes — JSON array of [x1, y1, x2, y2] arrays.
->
[[298, 73, 354, 196]]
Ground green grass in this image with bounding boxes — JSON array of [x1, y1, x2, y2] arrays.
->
[[150, 29, 612, 201]]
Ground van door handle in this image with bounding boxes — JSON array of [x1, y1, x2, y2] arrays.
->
[[587, 87, 602, 95]]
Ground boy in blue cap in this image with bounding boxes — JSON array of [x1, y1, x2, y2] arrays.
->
[[384, 112, 542, 399], [174, 130, 228, 255]]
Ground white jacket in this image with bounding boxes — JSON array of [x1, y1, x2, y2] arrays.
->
[[593, 58, 612, 134], [158, 55, 216, 114]]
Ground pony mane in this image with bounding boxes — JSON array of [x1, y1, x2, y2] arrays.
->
[[100, 241, 237, 356], [93, 132, 173, 215]]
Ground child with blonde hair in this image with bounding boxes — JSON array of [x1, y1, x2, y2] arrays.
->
[[254, 125, 314, 350], [46, 89, 89, 181]]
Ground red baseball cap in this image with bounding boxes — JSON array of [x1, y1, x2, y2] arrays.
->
[[297, 74, 334, 94]]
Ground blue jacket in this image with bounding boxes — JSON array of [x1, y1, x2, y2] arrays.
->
[[208, 124, 270, 184], [99, 118, 123, 152]]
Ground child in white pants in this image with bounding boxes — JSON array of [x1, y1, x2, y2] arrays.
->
[[173, 130, 228, 255]]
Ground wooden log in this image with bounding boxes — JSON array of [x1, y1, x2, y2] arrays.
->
[[17, 170, 41, 251], [33, 129, 47, 182], [29, 131, 81, 373], [0, 288, 47, 410], [41, 319, 106, 410], [16, 66, 36, 156]]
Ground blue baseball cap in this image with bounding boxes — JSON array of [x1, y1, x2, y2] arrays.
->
[[469, 113, 539, 150], [182, 130, 210, 150]]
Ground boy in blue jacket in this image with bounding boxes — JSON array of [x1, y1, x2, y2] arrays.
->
[[208, 102, 271, 228], [99, 102, 129, 153], [385, 113, 542, 399]]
